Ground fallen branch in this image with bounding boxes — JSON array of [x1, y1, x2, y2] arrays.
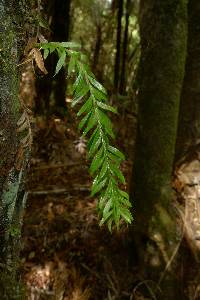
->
[[28, 186, 90, 196], [32, 162, 87, 171]]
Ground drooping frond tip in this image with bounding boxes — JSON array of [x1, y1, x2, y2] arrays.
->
[[39, 41, 133, 231]]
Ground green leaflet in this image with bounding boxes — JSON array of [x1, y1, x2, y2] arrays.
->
[[98, 161, 108, 180], [97, 109, 112, 128], [88, 135, 101, 158], [87, 127, 99, 149], [77, 97, 93, 116], [110, 164, 126, 184], [108, 151, 122, 163], [103, 198, 112, 216], [98, 195, 107, 211], [100, 210, 112, 226], [98, 180, 112, 211], [97, 109, 115, 138], [108, 146, 125, 161], [43, 48, 49, 60], [120, 208, 133, 224], [82, 113, 97, 137], [92, 87, 107, 101], [39, 41, 132, 230], [60, 42, 81, 49], [39, 42, 57, 53], [72, 85, 89, 107], [68, 54, 76, 75], [100, 197, 113, 226], [54, 50, 66, 76], [90, 146, 104, 174], [113, 204, 121, 227], [118, 190, 129, 200], [107, 219, 113, 232], [97, 101, 117, 114], [120, 196, 132, 208], [74, 74, 86, 95], [88, 75, 107, 94], [49, 46, 56, 54], [56, 47, 65, 57], [78, 112, 91, 130], [73, 73, 83, 92], [91, 176, 107, 197]]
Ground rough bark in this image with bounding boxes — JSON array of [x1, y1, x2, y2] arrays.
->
[[0, 1, 28, 298], [114, 0, 123, 92], [176, 0, 200, 162], [130, 0, 187, 298]]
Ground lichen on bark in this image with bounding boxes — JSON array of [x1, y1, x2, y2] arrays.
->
[[0, 1, 28, 298]]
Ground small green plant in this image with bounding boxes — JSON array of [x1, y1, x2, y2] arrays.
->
[[38, 41, 133, 230]]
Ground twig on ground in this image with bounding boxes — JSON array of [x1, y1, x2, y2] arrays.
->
[[28, 186, 90, 196], [33, 162, 87, 170]]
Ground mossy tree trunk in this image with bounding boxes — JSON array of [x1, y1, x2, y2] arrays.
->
[[0, 1, 28, 298], [176, 0, 200, 161], [130, 0, 187, 298]]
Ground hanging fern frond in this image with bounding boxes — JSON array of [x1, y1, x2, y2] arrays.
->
[[38, 41, 133, 230]]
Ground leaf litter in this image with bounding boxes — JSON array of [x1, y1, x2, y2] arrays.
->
[[20, 114, 138, 300]]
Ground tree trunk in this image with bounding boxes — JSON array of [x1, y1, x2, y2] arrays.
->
[[0, 0, 28, 298], [114, 0, 123, 92], [174, 1, 200, 293], [130, 0, 187, 298], [52, 0, 71, 114], [176, 0, 200, 162], [111, 0, 117, 13], [35, 0, 71, 117], [119, 0, 130, 95], [92, 25, 102, 78]]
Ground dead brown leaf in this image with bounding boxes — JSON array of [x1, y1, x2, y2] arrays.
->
[[30, 48, 48, 75]]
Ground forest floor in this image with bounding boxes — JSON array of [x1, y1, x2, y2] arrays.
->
[[19, 67, 200, 300], [20, 108, 139, 300]]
